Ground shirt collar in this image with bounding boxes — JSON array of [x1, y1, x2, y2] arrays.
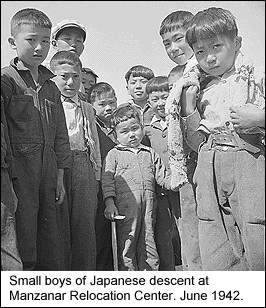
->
[[10, 57, 56, 83], [61, 94, 80, 106]]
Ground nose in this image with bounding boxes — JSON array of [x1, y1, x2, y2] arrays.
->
[[129, 130, 136, 138], [206, 53, 216, 64], [34, 42, 42, 51], [158, 99, 165, 106], [66, 77, 74, 85], [135, 81, 142, 89], [69, 39, 76, 47], [171, 41, 180, 53], [105, 104, 112, 112]]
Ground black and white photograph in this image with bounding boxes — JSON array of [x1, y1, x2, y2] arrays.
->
[[1, 1, 265, 307]]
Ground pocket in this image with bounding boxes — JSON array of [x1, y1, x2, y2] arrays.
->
[[12, 143, 43, 156], [44, 99, 58, 129], [9, 95, 33, 122]]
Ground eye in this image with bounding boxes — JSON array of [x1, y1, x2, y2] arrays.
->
[[213, 44, 222, 49], [196, 50, 203, 55], [175, 36, 183, 42]]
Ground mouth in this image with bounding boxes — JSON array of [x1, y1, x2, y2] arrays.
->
[[134, 92, 143, 96], [208, 66, 219, 71], [173, 53, 184, 59]]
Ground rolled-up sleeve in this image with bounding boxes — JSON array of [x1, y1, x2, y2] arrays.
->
[[101, 150, 116, 200], [181, 109, 206, 152]]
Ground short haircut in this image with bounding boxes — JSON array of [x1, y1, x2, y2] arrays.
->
[[146, 76, 169, 95], [159, 11, 194, 36], [50, 50, 82, 72], [11, 8, 52, 37], [87, 82, 116, 104], [168, 65, 185, 79], [110, 104, 141, 130], [186, 7, 238, 48], [124, 65, 154, 83]]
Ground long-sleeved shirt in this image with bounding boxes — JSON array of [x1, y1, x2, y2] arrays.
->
[[1, 57, 71, 170], [62, 94, 102, 180], [181, 52, 265, 151], [101, 144, 173, 199]]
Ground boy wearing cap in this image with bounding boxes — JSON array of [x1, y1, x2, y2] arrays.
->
[[52, 19, 86, 57], [82, 67, 99, 100]]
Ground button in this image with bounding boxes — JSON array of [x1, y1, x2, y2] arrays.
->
[[222, 146, 228, 151]]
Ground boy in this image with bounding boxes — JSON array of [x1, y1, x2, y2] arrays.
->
[[102, 104, 178, 271], [181, 7, 265, 270], [124, 65, 155, 125], [144, 76, 182, 270], [159, 10, 202, 270], [51, 19, 86, 57], [168, 65, 185, 90], [82, 67, 99, 100], [1, 8, 71, 270], [88, 82, 117, 270], [50, 51, 101, 270]]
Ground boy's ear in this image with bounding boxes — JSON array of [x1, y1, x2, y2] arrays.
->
[[235, 36, 242, 51], [126, 85, 131, 96], [51, 39, 58, 50], [8, 37, 16, 50]]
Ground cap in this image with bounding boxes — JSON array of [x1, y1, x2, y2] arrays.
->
[[52, 19, 86, 41], [82, 67, 99, 78]]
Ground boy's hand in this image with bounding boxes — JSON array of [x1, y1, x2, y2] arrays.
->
[[229, 104, 265, 129], [104, 197, 119, 220], [180, 85, 198, 116], [56, 169, 65, 205]]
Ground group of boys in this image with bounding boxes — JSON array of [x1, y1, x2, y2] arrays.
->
[[1, 6, 264, 271]]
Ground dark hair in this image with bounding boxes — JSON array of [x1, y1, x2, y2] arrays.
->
[[87, 82, 116, 104], [50, 50, 82, 72], [11, 8, 52, 37], [168, 65, 185, 78], [159, 11, 194, 36], [186, 7, 238, 48], [124, 65, 154, 83], [146, 76, 169, 95], [110, 105, 141, 130]]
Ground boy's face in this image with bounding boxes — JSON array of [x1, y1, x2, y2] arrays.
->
[[92, 92, 117, 124], [148, 91, 169, 118], [9, 24, 50, 69], [53, 27, 84, 56], [126, 74, 149, 104], [52, 64, 81, 98], [161, 28, 194, 66], [192, 35, 241, 77], [168, 71, 183, 90], [115, 117, 143, 148], [82, 72, 97, 98]]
